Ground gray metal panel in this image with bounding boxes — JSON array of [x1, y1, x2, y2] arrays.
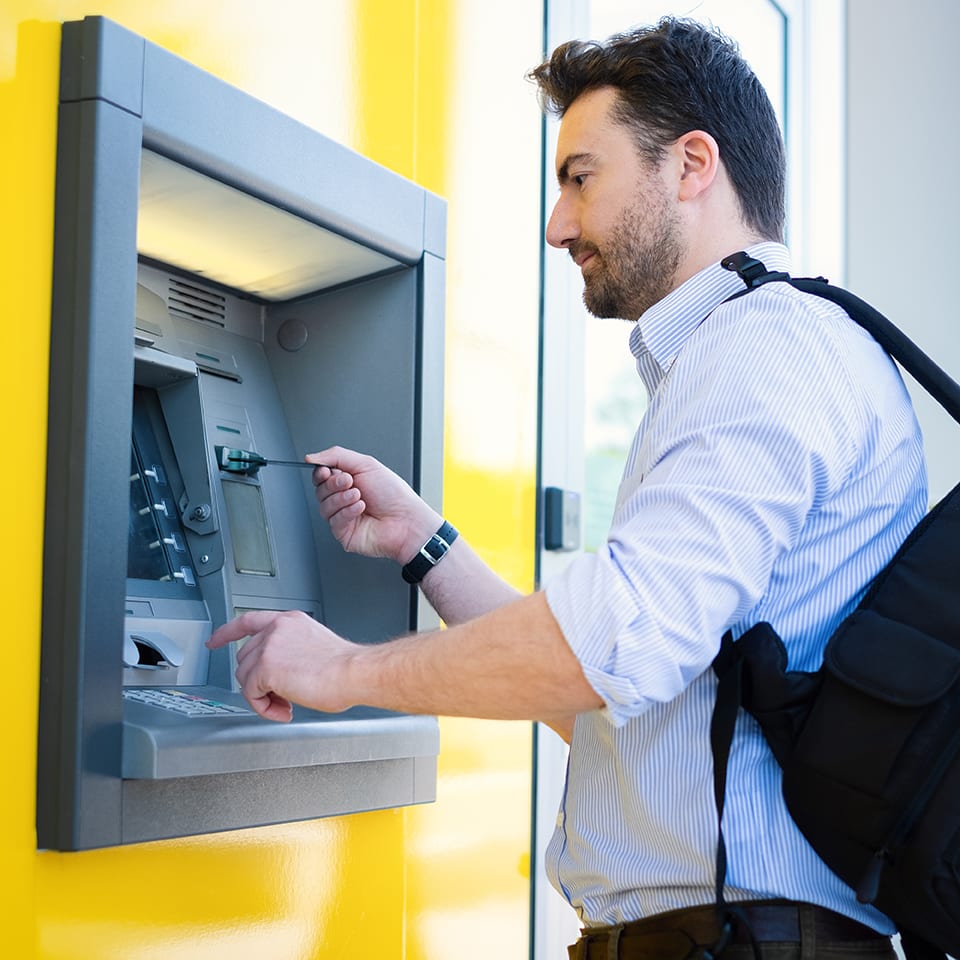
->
[[59, 15, 144, 115], [416, 252, 447, 514], [423, 190, 448, 260], [39, 89, 143, 848], [121, 756, 436, 844], [192, 330, 325, 608], [412, 754, 440, 804], [122, 691, 438, 779], [263, 270, 420, 643], [415, 251, 447, 632], [139, 38, 426, 265]]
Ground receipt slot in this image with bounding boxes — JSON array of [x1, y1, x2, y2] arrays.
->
[[38, 17, 445, 850]]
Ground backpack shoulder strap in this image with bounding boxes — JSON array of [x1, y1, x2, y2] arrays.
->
[[720, 251, 960, 424], [711, 253, 954, 960], [709, 630, 758, 957]]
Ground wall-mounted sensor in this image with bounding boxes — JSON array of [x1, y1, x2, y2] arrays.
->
[[544, 487, 581, 552]]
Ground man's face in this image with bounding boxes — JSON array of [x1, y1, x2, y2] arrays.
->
[[546, 86, 683, 321]]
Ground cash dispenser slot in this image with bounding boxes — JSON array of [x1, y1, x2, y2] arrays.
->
[[38, 16, 446, 850]]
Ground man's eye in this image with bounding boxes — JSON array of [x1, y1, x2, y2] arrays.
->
[[573, 174, 586, 187]]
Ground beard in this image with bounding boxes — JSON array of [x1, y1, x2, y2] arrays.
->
[[571, 183, 683, 321]]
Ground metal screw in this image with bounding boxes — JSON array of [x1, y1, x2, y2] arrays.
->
[[191, 503, 212, 521]]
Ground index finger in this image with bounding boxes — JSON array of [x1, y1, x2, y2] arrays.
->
[[306, 450, 342, 487], [206, 609, 280, 649]]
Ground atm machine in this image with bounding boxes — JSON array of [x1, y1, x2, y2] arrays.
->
[[38, 17, 445, 850]]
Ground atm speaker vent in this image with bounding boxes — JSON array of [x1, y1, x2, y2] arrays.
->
[[167, 279, 226, 327]]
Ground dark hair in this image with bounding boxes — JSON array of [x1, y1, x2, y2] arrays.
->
[[529, 17, 785, 241]]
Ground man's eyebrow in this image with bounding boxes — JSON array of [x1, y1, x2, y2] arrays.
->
[[557, 152, 599, 185]]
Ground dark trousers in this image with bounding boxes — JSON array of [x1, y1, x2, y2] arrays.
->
[[568, 901, 896, 960]]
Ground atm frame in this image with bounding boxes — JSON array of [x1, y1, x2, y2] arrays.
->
[[38, 16, 446, 851]]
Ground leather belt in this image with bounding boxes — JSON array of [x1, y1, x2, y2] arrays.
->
[[569, 901, 889, 960]]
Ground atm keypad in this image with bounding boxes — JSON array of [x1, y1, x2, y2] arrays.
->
[[123, 688, 252, 717]]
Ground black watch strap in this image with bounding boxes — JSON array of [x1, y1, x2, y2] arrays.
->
[[401, 521, 459, 584]]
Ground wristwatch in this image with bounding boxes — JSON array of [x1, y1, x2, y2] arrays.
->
[[401, 520, 459, 584]]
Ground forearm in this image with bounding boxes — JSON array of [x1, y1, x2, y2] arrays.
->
[[417, 536, 522, 625], [311, 449, 520, 624], [344, 591, 602, 723]]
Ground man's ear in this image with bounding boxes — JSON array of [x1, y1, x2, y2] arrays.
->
[[674, 129, 720, 202]]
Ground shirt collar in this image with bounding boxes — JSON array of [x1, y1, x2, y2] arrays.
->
[[628, 242, 791, 396]]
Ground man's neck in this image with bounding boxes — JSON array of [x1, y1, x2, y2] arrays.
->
[[674, 226, 768, 293]]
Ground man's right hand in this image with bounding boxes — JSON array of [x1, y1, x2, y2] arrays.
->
[[307, 446, 443, 565], [308, 447, 532, 641]]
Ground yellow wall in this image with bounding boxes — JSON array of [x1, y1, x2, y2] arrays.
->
[[1, 1, 544, 957]]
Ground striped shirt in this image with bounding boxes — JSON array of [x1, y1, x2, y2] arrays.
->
[[544, 243, 927, 930]]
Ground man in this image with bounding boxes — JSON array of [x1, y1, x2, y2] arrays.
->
[[209, 18, 926, 959]]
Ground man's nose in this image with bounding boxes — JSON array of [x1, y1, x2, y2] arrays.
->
[[545, 194, 578, 249]]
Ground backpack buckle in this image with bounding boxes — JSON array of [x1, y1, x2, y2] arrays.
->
[[721, 251, 789, 288]]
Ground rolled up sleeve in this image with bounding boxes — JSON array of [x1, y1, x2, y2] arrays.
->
[[545, 294, 859, 726]]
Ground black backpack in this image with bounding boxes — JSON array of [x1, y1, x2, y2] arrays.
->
[[709, 252, 960, 960]]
